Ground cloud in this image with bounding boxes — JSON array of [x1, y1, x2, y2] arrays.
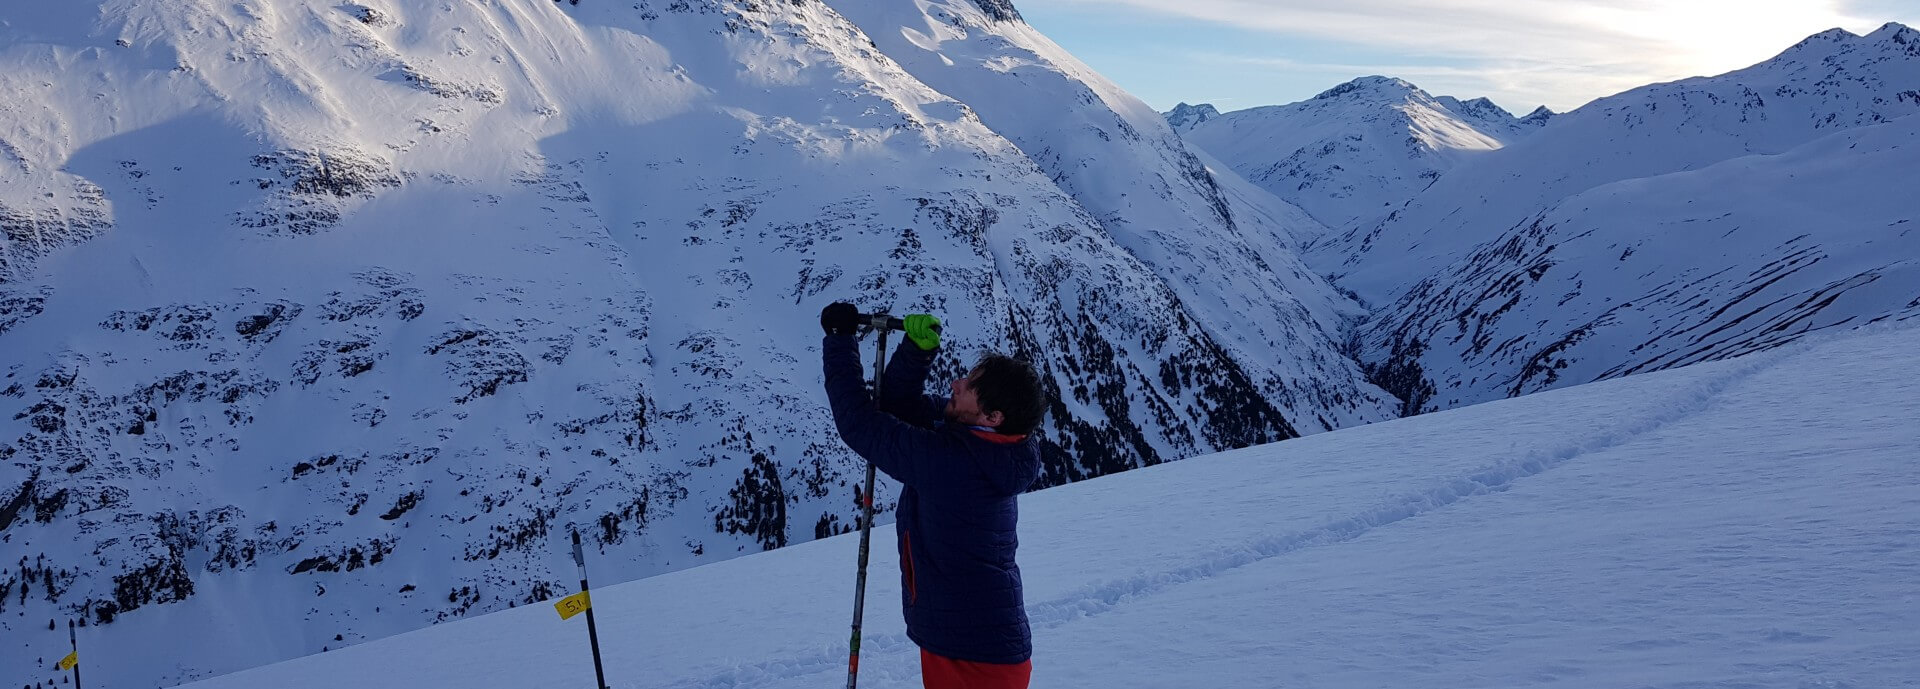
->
[[1028, 0, 1897, 109]]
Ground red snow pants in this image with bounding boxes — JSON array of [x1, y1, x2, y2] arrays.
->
[[920, 648, 1032, 689]]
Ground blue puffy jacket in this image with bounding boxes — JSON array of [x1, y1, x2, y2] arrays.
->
[[822, 334, 1041, 664]]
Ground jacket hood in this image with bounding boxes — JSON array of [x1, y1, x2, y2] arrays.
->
[[968, 431, 1042, 496]]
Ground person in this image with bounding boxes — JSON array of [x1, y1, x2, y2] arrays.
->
[[819, 301, 1047, 689]]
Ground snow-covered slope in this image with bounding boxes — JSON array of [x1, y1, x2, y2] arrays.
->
[[147, 323, 1920, 689], [0, 1, 1393, 685], [1318, 23, 1920, 303], [1330, 23, 1920, 413], [1167, 77, 1551, 233], [1361, 114, 1920, 412]]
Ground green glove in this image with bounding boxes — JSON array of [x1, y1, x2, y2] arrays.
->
[[904, 314, 941, 351]]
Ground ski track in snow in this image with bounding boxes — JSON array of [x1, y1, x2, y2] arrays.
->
[[654, 341, 1802, 689]]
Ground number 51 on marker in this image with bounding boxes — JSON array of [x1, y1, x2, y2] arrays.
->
[[554, 591, 592, 621]]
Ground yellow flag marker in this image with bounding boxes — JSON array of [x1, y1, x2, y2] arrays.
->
[[554, 591, 592, 620], [58, 651, 78, 670]]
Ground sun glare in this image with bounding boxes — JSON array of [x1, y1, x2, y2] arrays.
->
[[1574, 0, 1875, 76]]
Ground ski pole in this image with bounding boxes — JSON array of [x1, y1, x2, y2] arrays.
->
[[844, 312, 936, 689], [846, 319, 889, 689]]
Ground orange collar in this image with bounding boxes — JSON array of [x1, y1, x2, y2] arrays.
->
[[969, 429, 1028, 444]]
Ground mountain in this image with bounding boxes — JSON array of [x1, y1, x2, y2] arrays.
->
[[1164, 102, 1220, 129], [1329, 23, 1920, 413], [1318, 22, 1920, 303], [0, 0, 1392, 685], [1166, 77, 1552, 233], [157, 322, 1920, 689], [1437, 95, 1549, 135], [1361, 113, 1920, 413]]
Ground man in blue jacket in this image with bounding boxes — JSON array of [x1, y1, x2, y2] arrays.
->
[[820, 302, 1046, 689]]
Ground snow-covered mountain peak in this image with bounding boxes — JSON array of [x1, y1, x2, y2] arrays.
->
[[1794, 26, 1859, 47], [967, 0, 1024, 23], [1518, 105, 1557, 127], [1164, 102, 1221, 130], [1868, 21, 1919, 51], [1447, 96, 1508, 117], [1727, 21, 1920, 86], [1872, 20, 1915, 35], [1769, 25, 1884, 63], [1312, 75, 1424, 102], [1435, 95, 1535, 135], [1169, 77, 1546, 231]]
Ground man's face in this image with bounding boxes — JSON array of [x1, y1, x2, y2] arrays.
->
[[945, 367, 1003, 429]]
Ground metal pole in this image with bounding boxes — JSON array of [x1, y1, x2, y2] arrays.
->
[[571, 530, 611, 689], [68, 619, 82, 689], [846, 327, 890, 689]]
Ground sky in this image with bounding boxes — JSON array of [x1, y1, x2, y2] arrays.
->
[[1019, 0, 1920, 115]]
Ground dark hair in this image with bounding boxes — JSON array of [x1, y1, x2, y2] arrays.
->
[[971, 353, 1048, 436]]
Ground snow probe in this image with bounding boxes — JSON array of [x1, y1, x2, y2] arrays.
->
[[845, 312, 935, 689]]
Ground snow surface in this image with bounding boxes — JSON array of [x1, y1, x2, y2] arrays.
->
[[130, 322, 1920, 689]]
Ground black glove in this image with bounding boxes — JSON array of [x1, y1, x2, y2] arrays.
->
[[820, 301, 860, 336]]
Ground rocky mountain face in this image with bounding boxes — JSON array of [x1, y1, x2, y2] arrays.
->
[[1165, 102, 1221, 129], [0, 0, 1392, 684], [1330, 23, 1920, 413], [967, 0, 1023, 23], [1166, 77, 1552, 234], [1437, 96, 1553, 136]]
